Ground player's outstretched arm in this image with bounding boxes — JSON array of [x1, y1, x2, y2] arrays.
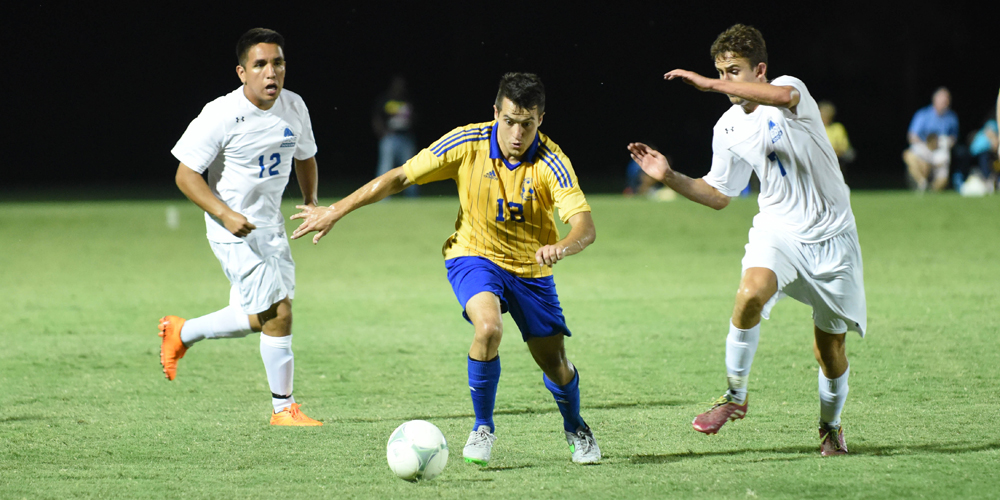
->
[[175, 163, 256, 236], [627, 143, 729, 210], [536, 211, 595, 267], [664, 69, 799, 110], [294, 156, 319, 207], [290, 166, 413, 244]]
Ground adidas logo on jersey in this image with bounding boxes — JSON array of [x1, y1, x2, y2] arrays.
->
[[280, 127, 297, 148], [483, 170, 498, 180]]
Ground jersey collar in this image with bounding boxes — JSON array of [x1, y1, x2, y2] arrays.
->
[[489, 121, 541, 171], [238, 85, 280, 113]]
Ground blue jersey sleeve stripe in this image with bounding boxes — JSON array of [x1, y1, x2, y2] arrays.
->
[[541, 151, 571, 188], [540, 145, 573, 187], [430, 126, 484, 152], [431, 126, 492, 155], [539, 153, 568, 188], [431, 129, 491, 156], [434, 135, 491, 157]]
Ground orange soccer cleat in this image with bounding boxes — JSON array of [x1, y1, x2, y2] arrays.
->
[[158, 316, 188, 381], [270, 403, 323, 426]]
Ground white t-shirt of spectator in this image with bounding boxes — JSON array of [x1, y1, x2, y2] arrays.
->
[[703, 76, 855, 243], [172, 86, 318, 243]]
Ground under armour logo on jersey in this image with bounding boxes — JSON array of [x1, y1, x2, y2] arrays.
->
[[236, 116, 244, 123], [724, 126, 735, 134]]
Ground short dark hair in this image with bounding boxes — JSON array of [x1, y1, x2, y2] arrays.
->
[[236, 28, 285, 66], [495, 73, 545, 114], [710, 24, 767, 68]]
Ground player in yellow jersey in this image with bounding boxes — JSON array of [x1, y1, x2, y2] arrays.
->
[[291, 73, 600, 465]]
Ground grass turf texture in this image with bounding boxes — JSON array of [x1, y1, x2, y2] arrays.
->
[[1, 192, 998, 499]]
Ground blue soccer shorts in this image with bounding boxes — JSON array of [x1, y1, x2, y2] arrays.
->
[[445, 256, 571, 341]]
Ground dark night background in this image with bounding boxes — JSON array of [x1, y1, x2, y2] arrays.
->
[[4, 2, 996, 197]]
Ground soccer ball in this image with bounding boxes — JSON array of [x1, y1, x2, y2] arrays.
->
[[386, 420, 449, 482]]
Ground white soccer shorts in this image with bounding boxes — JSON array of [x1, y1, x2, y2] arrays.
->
[[209, 227, 295, 315], [741, 226, 867, 336]]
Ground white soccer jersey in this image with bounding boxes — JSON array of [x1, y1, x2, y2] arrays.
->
[[703, 76, 854, 243], [172, 87, 318, 243]]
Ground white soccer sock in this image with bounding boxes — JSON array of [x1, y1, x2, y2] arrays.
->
[[819, 363, 849, 428], [260, 334, 295, 412], [179, 306, 253, 345], [725, 321, 760, 404]]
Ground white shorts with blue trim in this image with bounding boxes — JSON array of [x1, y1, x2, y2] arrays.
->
[[742, 226, 867, 336]]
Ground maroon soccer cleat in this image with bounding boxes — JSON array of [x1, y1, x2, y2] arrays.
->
[[692, 393, 748, 434], [819, 425, 848, 456]]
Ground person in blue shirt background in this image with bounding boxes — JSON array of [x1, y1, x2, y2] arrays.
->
[[903, 87, 959, 192]]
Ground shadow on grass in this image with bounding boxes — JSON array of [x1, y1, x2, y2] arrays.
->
[[630, 440, 1000, 464], [0, 415, 44, 423], [631, 447, 816, 464], [853, 441, 1000, 456], [484, 464, 534, 472], [332, 400, 687, 423]]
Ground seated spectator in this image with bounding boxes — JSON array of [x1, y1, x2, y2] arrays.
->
[[625, 145, 676, 201], [968, 115, 999, 190], [903, 87, 959, 192], [819, 100, 855, 181]]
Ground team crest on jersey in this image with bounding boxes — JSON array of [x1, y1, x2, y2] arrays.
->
[[768, 120, 784, 144], [280, 127, 297, 148], [521, 177, 536, 201], [483, 170, 498, 180]]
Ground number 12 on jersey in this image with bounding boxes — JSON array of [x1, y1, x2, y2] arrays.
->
[[258, 153, 281, 178]]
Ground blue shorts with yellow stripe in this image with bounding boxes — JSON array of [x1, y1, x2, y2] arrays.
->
[[445, 256, 571, 341]]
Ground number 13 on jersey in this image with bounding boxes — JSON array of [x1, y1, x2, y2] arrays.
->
[[496, 199, 524, 222], [258, 153, 281, 178]]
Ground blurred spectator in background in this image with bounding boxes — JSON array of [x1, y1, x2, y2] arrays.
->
[[373, 75, 418, 197], [965, 114, 998, 192], [818, 101, 855, 182], [903, 87, 959, 192], [625, 145, 676, 201]]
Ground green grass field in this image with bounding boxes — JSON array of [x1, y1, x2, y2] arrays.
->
[[2, 192, 998, 499]]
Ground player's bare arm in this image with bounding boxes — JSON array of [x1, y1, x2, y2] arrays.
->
[[665, 69, 800, 110], [290, 166, 412, 244], [536, 211, 595, 266], [294, 156, 319, 206], [175, 163, 256, 236], [627, 142, 729, 210]]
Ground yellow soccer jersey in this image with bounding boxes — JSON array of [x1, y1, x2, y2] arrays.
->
[[403, 121, 591, 278]]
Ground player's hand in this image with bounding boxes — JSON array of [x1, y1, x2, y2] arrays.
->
[[290, 205, 339, 244], [536, 244, 567, 267], [627, 142, 674, 183], [222, 211, 256, 237], [665, 69, 714, 92]]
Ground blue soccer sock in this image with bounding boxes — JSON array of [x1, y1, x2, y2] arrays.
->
[[468, 355, 501, 432], [543, 369, 587, 433]]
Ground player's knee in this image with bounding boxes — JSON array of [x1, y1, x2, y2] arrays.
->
[[735, 286, 768, 316], [473, 321, 503, 343]]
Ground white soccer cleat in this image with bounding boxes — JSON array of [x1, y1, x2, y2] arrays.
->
[[565, 426, 601, 464], [463, 425, 496, 465]]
